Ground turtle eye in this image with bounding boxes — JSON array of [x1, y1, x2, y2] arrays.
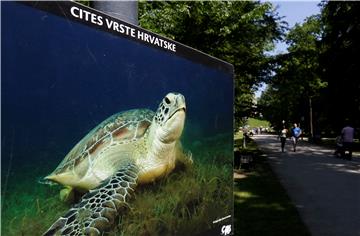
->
[[164, 97, 171, 105]]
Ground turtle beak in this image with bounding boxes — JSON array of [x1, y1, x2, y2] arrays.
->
[[170, 97, 186, 119], [175, 94, 186, 112], [169, 106, 185, 120]]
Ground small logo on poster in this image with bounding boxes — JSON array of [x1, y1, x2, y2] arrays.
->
[[221, 224, 232, 235]]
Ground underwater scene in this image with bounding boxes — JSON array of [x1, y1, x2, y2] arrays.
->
[[1, 2, 233, 235]]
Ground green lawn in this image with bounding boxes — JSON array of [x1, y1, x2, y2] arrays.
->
[[247, 118, 270, 128], [234, 118, 270, 143], [234, 139, 310, 236]]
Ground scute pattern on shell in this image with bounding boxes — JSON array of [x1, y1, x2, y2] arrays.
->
[[52, 109, 154, 175]]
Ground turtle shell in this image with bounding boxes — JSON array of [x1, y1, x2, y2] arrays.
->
[[45, 109, 154, 188]]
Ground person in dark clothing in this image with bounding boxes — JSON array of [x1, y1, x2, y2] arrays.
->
[[279, 126, 288, 152]]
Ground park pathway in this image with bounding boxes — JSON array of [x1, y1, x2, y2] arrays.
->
[[253, 134, 360, 236]]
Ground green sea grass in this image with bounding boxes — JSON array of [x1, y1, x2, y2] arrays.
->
[[1, 133, 233, 235]]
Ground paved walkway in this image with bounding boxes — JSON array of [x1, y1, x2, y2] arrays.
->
[[253, 135, 360, 236]]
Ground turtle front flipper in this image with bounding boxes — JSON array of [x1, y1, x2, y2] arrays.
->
[[59, 186, 75, 203], [43, 163, 139, 236]]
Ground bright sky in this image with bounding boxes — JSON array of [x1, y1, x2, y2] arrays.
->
[[271, 1, 321, 54], [255, 1, 321, 98]]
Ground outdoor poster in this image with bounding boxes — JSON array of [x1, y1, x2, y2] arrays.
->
[[1, 2, 234, 236]]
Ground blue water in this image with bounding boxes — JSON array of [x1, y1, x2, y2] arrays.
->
[[1, 2, 233, 235], [2, 2, 232, 183]]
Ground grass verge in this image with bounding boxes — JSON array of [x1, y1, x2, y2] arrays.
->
[[234, 138, 311, 236]]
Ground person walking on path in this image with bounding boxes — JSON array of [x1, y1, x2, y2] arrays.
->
[[291, 123, 302, 152], [341, 123, 355, 159], [279, 126, 288, 152]]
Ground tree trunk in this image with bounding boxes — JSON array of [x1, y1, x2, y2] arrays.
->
[[309, 97, 314, 138], [92, 1, 138, 25]]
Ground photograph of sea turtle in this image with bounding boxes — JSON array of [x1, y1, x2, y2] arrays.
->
[[43, 93, 192, 235], [1, 2, 233, 236]]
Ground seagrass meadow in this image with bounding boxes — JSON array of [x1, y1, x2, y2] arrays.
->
[[1, 133, 233, 235]]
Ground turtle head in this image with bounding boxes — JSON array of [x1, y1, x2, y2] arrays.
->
[[154, 92, 186, 143]]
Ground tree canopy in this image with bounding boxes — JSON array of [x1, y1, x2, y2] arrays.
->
[[258, 15, 326, 132], [319, 2, 360, 132], [258, 2, 360, 135], [138, 1, 285, 129]]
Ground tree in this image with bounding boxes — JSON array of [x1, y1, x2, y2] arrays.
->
[[319, 2, 360, 132], [138, 1, 285, 129], [260, 2, 360, 136], [258, 15, 327, 135]]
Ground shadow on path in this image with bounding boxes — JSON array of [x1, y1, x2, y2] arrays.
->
[[234, 156, 311, 236], [253, 135, 360, 236]]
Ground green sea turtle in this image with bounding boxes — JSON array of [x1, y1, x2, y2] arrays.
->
[[43, 92, 192, 235]]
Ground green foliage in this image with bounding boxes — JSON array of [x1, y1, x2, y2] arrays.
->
[[258, 14, 326, 131], [259, 2, 360, 134], [75, 0, 90, 7], [139, 1, 285, 129], [318, 2, 360, 131]]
